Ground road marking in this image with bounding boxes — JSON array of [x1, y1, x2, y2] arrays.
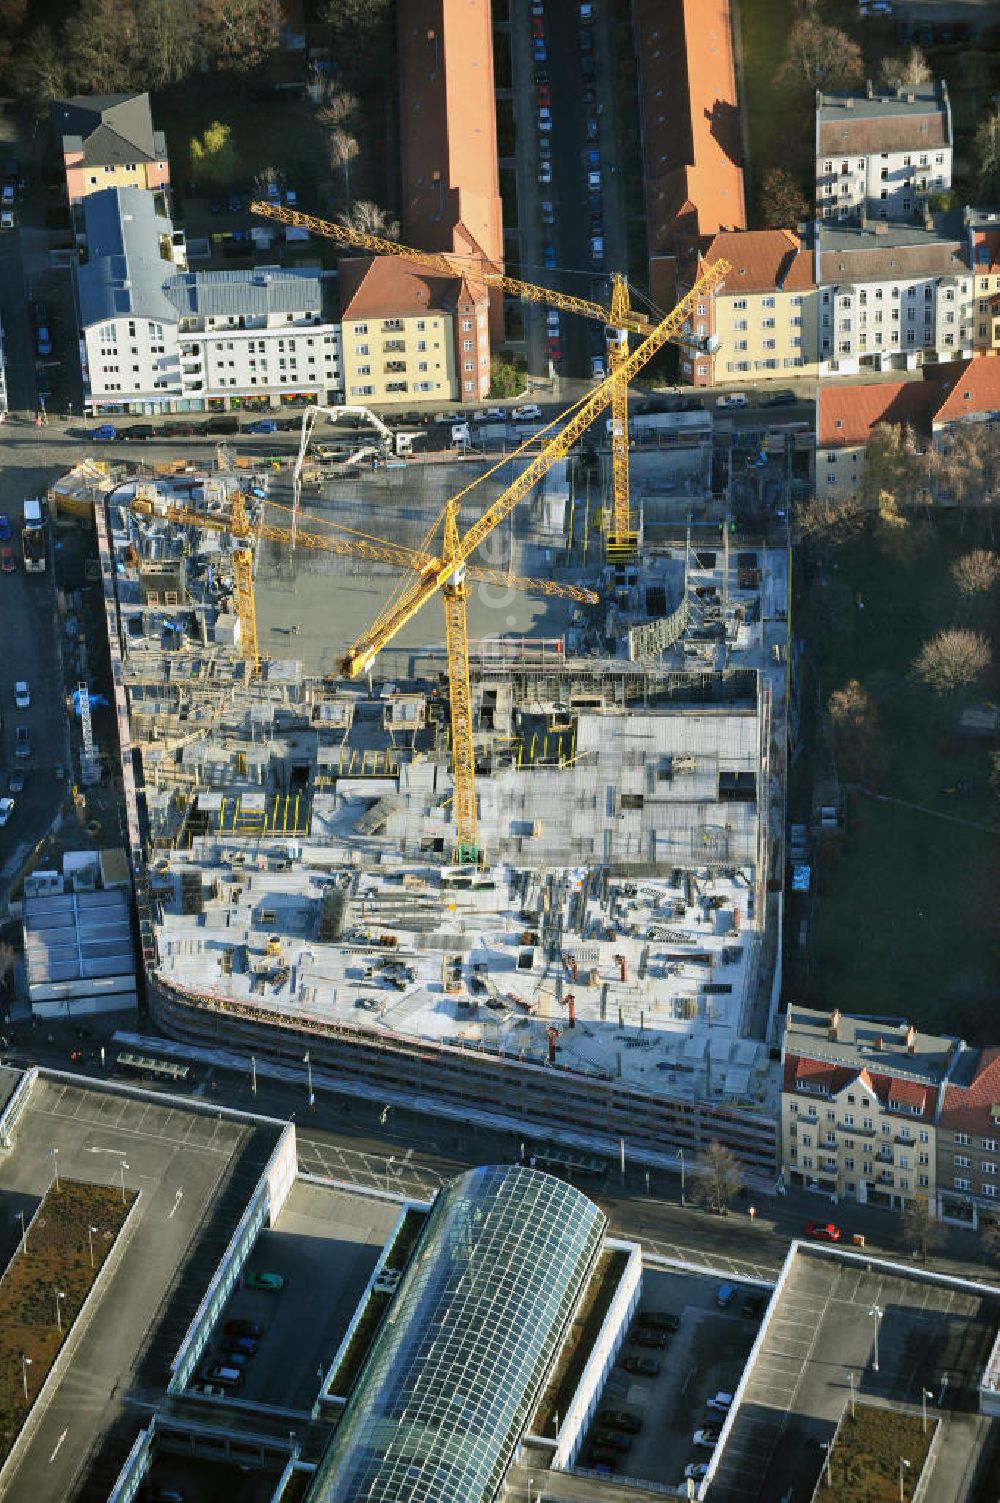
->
[[168, 1189, 184, 1219], [86, 1145, 129, 1155], [49, 1429, 67, 1464]]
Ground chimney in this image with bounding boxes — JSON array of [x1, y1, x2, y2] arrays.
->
[[906, 1024, 916, 1054], [875, 1035, 884, 1051], [922, 201, 934, 231], [829, 1008, 841, 1041], [547, 1025, 559, 1065], [845, 98, 854, 110], [566, 994, 576, 1028], [866, 79, 874, 100]]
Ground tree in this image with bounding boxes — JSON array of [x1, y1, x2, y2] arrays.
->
[[134, 0, 198, 89], [873, 488, 932, 566], [489, 356, 526, 400], [913, 629, 991, 696], [974, 109, 1000, 200], [316, 85, 359, 129], [795, 491, 867, 551], [197, 0, 281, 75], [322, 0, 392, 80], [190, 121, 239, 191], [781, 20, 864, 91], [692, 1140, 743, 1216], [827, 679, 889, 784], [756, 167, 810, 230], [901, 1196, 940, 1262], [14, 24, 65, 101], [880, 45, 931, 89], [859, 423, 918, 508], [329, 129, 360, 200], [64, 0, 138, 93], [951, 550, 1000, 601], [337, 199, 398, 240]]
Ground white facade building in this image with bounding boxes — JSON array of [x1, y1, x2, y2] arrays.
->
[[77, 187, 342, 415], [816, 220, 973, 376], [816, 81, 953, 224]]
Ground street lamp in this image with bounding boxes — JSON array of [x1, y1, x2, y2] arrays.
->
[[54, 1289, 66, 1333], [821, 1441, 833, 1487], [50, 1146, 59, 1192], [14, 1209, 27, 1256], [869, 1304, 883, 1373], [250, 1054, 257, 1096], [679, 1148, 686, 1205], [380, 1104, 392, 1134], [21, 1354, 31, 1403], [845, 1370, 856, 1418], [386, 1155, 395, 1193], [922, 1388, 933, 1434], [899, 1457, 911, 1502], [119, 1160, 130, 1204], [87, 1224, 98, 1271], [304, 1052, 314, 1108]]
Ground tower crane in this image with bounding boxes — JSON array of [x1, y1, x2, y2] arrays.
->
[[126, 492, 596, 680], [250, 201, 719, 557], [336, 257, 730, 866]]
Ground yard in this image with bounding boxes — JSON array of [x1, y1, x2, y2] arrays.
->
[[0, 1180, 136, 1465], [800, 528, 1000, 1038], [823, 1404, 934, 1503]]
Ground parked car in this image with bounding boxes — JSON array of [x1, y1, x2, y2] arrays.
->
[[538, 135, 552, 160], [586, 115, 599, 142], [760, 389, 796, 407], [706, 1391, 734, 1414], [0, 514, 9, 541], [538, 107, 552, 134], [0, 797, 13, 826], [205, 416, 239, 434], [226, 192, 242, 213], [693, 1426, 722, 1449], [120, 424, 155, 441], [543, 244, 557, 268], [204, 1364, 243, 1387], [162, 421, 196, 437], [538, 161, 552, 186], [685, 1462, 710, 1481], [512, 404, 542, 422], [591, 356, 605, 380], [622, 1354, 660, 1377], [531, 15, 545, 38], [246, 418, 278, 434], [537, 84, 551, 108], [579, 26, 593, 51], [631, 1328, 668, 1349], [545, 311, 560, 332], [1, 181, 13, 207], [1, 545, 15, 574], [189, 1382, 225, 1398], [533, 38, 547, 62], [547, 338, 561, 362], [89, 424, 118, 441], [540, 199, 555, 226], [244, 1271, 284, 1292], [587, 171, 601, 191], [15, 725, 30, 758], [716, 393, 747, 408], [223, 1319, 262, 1338], [804, 1221, 842, 1242], [717, 1283, 738, 1308], [209, 199, 223, 215], [640, 1311, 681, 1333], [1, 209, 16, 231], [590, 235, 604, 264], [285, 188, 298, 207], [597, 1409, 641, 1434], [34, 302, 52, 357], [741, 1295, 767, 1319], [591, 1428, 631, 1452], [14, 681, 29, 709]]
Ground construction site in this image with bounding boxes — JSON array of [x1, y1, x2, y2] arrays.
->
[[70, 272, 791, 1177]]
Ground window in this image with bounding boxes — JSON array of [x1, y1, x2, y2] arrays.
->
[[919, 1130, 929, 1143], [986, 1184, 999, 1199], [984, 1139, 998, 1152], [734, 319, 748, 331], [955, 1177, 972, 1192], [733, 299, 747, 310], [985, 1162, 997, 1176], [919, 1174, 929, 1188], [955, 1155, 971, 1168], [955, 1132, 971, 1145], [919, 1153, 929, 1166], [844, 1157, 855, 1171], [762, 318, 775, 329], [863, 1118, 873, 1132], [354, 323, 368, 334], [463, 340, 473, 352], [824, 160, 832, 172]]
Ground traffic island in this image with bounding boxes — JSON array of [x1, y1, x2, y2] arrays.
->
[[0, 1178, 137, 1465]]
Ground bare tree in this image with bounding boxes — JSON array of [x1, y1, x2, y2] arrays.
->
[[692, 1141, 744, 1216], [197, 0, 281, 75], [64, 0, 138, 93], [328, 129, 360, 200], [795, 491, 867, 551], [951, 550, 1000, 601], [901, 1197, 940, 1261], [317, 85, 359, 129], [134, 0, 198, 89], [874, 489, 933, 566], [337, 198, 399, 241], [756, 167, 810, 230], [860, 423, 919, 508], [780, 19, 864, 90], [975, 108, 1000, 199], [913, 629, 991, 696], [14, 23, 65, 100], [828, 679, 889, 785], [880, 45, 932, 89], [253, 164, 285, 200]]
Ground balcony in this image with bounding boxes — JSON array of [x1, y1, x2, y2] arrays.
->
[[382, 319, 404, 333], [383, 340, 406, 353], [875, 1149, 894, 1164], [384, 361, 407, 375]]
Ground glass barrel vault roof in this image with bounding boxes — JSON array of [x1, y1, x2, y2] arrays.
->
[[305, 1164, 606, 1503]]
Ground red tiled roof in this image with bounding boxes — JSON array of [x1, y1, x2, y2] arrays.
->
[[817, 380, 939, 448], [634, 0, 745, 253], [700, 228, 814, 295], [972, 230, 1000, 275], [940, 1049, 1000, 1134], [930, 356, 1000, 425], [339, 255, 487, 321], [784, 1054, 855, 1095], [784, 1055, 937, 1120]]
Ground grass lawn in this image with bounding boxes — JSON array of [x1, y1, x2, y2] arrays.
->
[[739, 0, 806, 207], [826, 1405, 933, 1502], [802, 530, 1000, 1037]]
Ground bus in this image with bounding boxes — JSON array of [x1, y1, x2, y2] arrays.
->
[[116, 1050, 191, 1085]]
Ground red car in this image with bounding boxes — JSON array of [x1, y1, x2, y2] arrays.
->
[[1, 545, 15, 573], [805, 1221, 842, 1242], [547, 338, 561, 362], [537, 84, 551, 107], [531, 15, 545, 37]]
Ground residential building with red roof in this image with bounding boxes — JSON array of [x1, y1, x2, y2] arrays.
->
[[966, 211, 1000, 357], [780, 1005, 966, 1214], [339, 256, 490, 407], [938, 1050, 1000, 1227], [635, 0, 745, 314], [815, 80, 952, 225], [675, 229, 817, 387], [398, 0, 504, 348]]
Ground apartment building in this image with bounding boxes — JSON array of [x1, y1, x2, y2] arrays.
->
[[967, 210, 1000, 357], [51, 93, 170, 209], [938, 1050, 1000, 1228], [815, 81, 952, 224], [677, 229, 817, 387], [780, 1006, 965, 1213], [77, 188, 341, 415], [339, 256, 489, 407], [816, 220, 973, 376]]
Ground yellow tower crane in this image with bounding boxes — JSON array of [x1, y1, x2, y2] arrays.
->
[[249, 201, 717, 558], [127, 491, 597, 680], [336, 257, 730, 865]]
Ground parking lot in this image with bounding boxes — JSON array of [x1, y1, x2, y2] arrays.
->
[[575, 1268, 768, 1492], [190, 1181, 398, 1413], [708, 1247, 1000, 1503]]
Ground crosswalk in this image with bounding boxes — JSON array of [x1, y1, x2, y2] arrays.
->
[[297, 1136, 447, 1203]]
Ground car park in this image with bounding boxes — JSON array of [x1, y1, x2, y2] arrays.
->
[[244, 1271, 284, 1292], [14, 681, 29, 709], [0, 798, 13, 826], [90, 424, 118, 441], [805, 1221, 842, 1242], [1, 546, 15, 574], [15, 725, 31, 758], [598, 1409, 641, 1434], [0, 515, 9, 541]]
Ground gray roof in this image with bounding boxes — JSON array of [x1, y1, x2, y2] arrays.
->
[[818, 218, 968, 284], [817, 81, 950, 154], [52, 93, 161, 164], [23, 887, 135, 987], [783, 1005, 959, 1087], [163, 267, 324, 319], [77, 186, 178, 327]]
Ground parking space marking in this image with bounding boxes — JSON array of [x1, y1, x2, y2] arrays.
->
[[28, 1103, 239, 1157]]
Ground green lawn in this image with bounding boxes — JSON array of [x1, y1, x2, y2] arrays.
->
[[802, 533, 1000, 1039], [739, 0, 806, 209]]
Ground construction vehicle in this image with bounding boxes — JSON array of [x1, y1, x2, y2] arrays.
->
[[335, 257, 729, 865], [22, 497, 45, 573], [250, 201, 720, 558], [290, 404, 418, 537], [126, 492, 597, 682]]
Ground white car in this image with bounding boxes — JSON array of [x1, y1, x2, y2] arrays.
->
[[693, 1426, 722, 1449], [538, 107, 552, 133], [706, 1390, 734, 1414], [587, 170, 601, 191], [592, 356, 606, 380], [538, 161, 552, 186], [716, 393, 747, 409], [0, 797, 13, 826], [14, 680, 29, 709], [546, 311, 560, 332], [685, 1463, 710, 1481], [512, 404, 542, 422]]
